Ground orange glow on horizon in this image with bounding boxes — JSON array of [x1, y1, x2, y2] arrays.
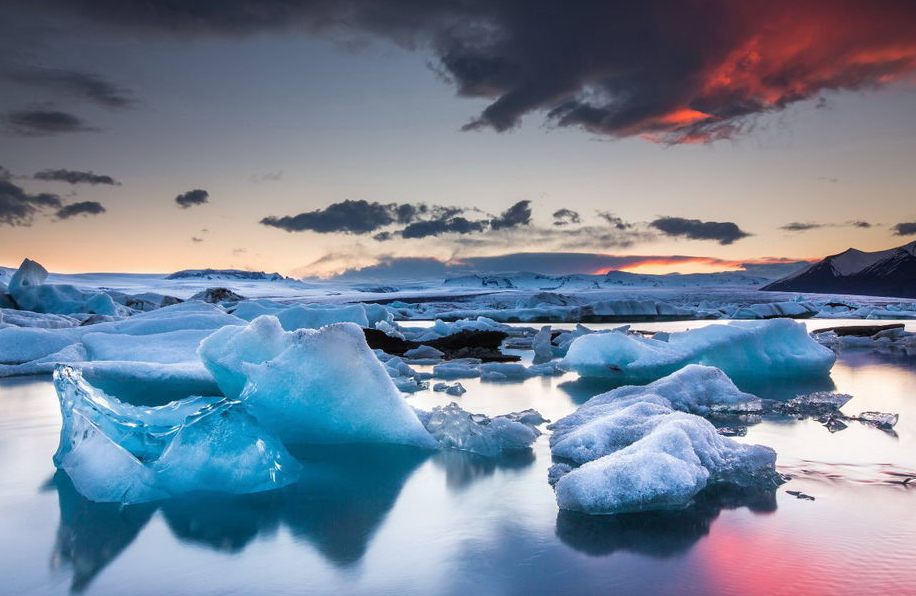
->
[[593, 256, 815, 276]]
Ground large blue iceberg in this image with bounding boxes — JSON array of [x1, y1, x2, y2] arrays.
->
[[199, 316, 437, 448], [53, 366, 301, 503]]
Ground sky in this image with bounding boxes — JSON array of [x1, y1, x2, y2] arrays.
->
[[1, 0, 915, 278]]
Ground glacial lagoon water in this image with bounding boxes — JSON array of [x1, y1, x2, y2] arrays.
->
[[1, 319, 916, 595]]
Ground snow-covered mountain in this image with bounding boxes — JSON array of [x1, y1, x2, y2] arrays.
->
[[763, 241, 916, 298], [443, 272, 601, 290], [443, 270, 772, 291], [166, 268, 288, 281], [602, 270, 770, 287]]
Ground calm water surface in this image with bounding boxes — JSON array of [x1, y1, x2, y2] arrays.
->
[[1, 319, 915, 595]]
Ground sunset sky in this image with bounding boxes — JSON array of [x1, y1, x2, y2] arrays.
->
[[2, 0, 916, 277]]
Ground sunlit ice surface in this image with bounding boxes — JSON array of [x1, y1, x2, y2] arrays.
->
[[1, 320, 915, 594]]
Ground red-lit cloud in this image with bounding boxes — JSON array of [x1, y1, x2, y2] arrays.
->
[[37, 0, 916, 144]]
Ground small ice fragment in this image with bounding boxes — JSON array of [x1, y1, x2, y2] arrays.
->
[[404, 345, 445, 359], [417, 402, 541, 457], [782, 392, 852, 416], [445, 383, 466, 396], [433, 361, 481, 379], [852, 411, 899, 429], [717, 426, 747, 437]]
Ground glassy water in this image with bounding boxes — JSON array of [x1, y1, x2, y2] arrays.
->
[[2, 320, 915, 595]]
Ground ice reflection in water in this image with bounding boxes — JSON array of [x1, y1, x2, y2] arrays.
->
[[0, 319, 915, 594]]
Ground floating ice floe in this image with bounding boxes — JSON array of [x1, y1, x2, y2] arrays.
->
[[53, 366, 300, 503], [812, 324, 916, 352], [432, 382, 466, 396], [431, 359, 563, 381], [559, 319, 835, 382], [199, 316, 437, 448], [733, 301, 817, 319], [432, 299, 696, 323], [547, 365, 781, 515], [414, 402, 545, 457], [771, 391, 899, 433]]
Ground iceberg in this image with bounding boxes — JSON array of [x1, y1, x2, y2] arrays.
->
[[8, 258, 122, 316], [0, 326, 77, 364], [0, 302, 243, 386], [82, 329, 215, 364], [53, 366, 300, 503], [0, 307, 79, 329], [276, 304, 369, 330], [532, 325, 554, 364], [548, 365, 781, 514], [559, 319, 835, 382], [415, 402, 543, 457], [199, 316, 437, 448]]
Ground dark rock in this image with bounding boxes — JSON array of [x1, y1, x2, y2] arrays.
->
[[427, 330, 507, 352], [363, 328, 414, 354], [363, 328, 518, 362], [189, 287, 247, 303], [79, 314, 118, 326], [716, 426, 747, 437], [824, 302, 856, 309]]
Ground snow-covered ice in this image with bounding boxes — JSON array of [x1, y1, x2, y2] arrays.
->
[[547, 365, 780, 514], [560, 319, 836, 382]]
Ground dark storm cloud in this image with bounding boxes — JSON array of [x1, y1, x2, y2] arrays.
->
[[36, 0, 916, 143], [0, 167, 63, 226], [650, 217, 751, 245], [34, 168, 120, 185], [893, 222, 916, 236], [552, 208, 580, 226], [261, 199, 407, 234], [596, 211, 633, 230], [780, 222, 824, 232], [4, 66, 135, 109], [262, 200, 478, 236], [782, 220, 873, 232], [401, 216, 488, 239], [489, 200, 531, 230], [56, 200, 106, 219], [3, 110, 96, 136], [175, 189, 209, 209]]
